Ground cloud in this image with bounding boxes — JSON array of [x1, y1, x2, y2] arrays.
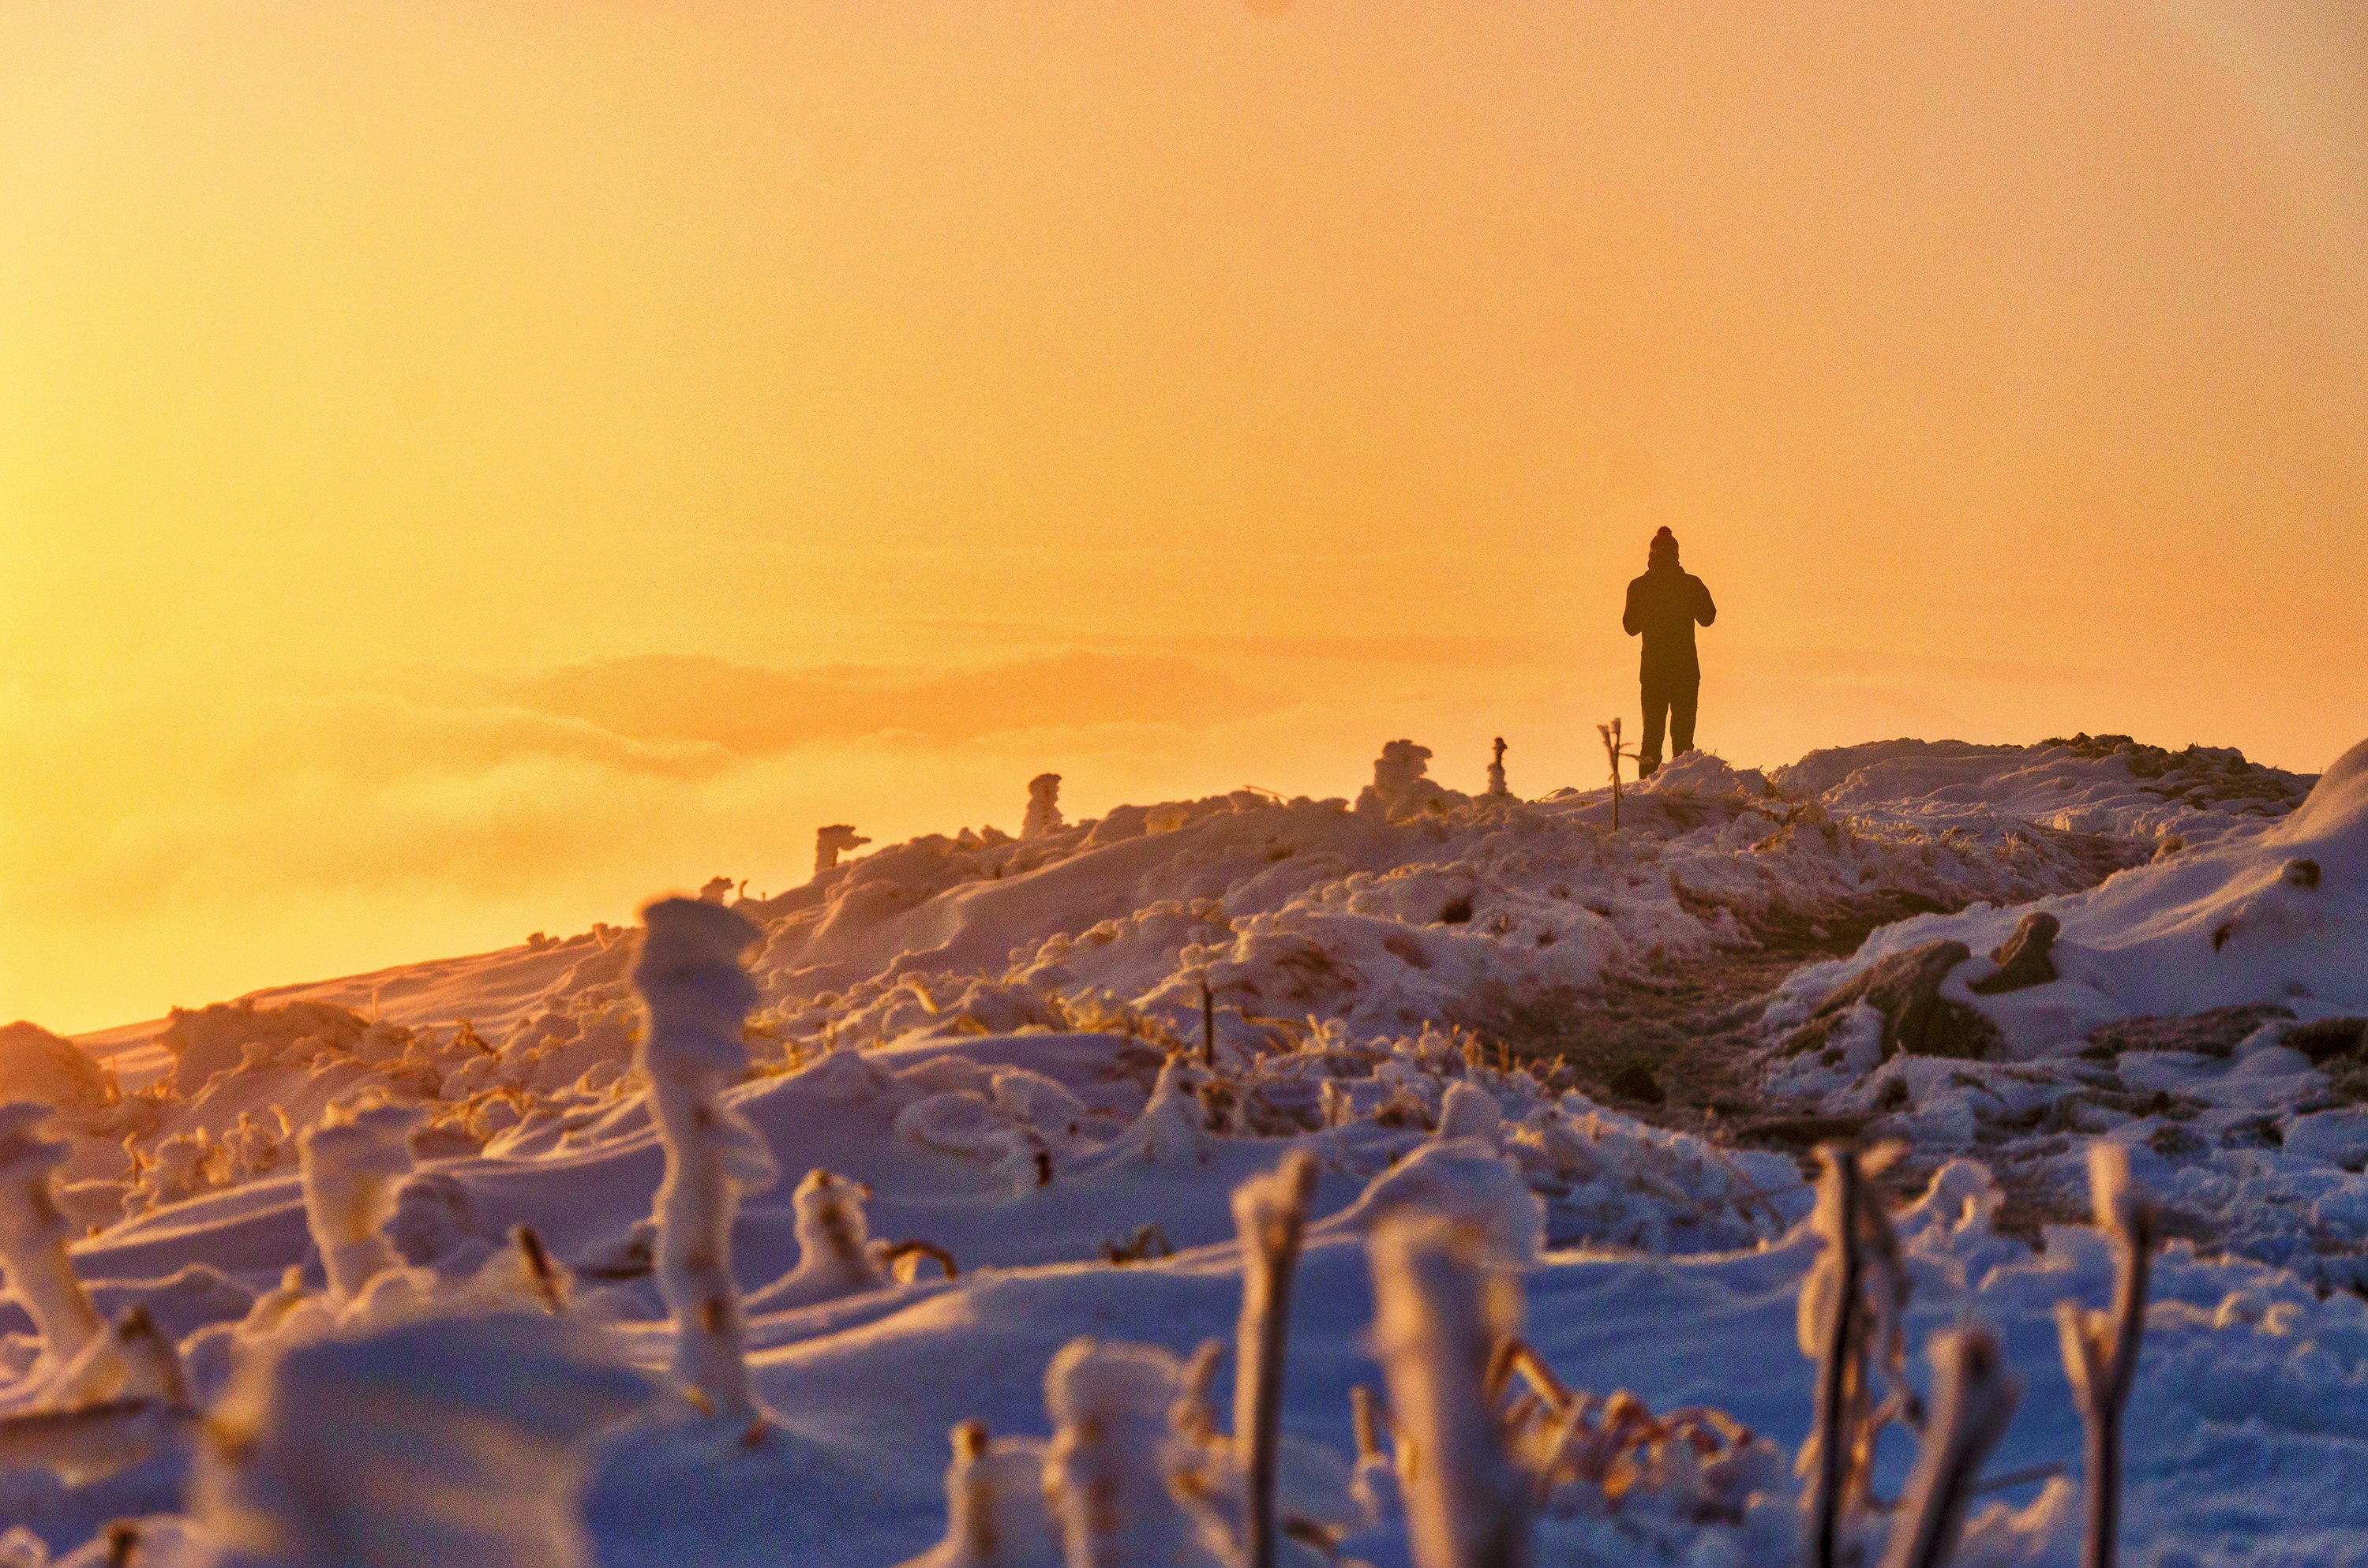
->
[[0, 651, 1325, 1031], [485, 649, 1290, 753]]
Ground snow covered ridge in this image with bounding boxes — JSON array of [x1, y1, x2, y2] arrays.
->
[[1761, 736, 2368, 1285], [6, 896, 2368, 1565], [17, 732, 2302, 1239]]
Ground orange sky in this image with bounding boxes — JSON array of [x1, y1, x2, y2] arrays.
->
[[4, 2, 2365, 1033]]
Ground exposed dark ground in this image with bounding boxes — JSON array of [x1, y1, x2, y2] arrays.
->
[[1466, 889, 1951, 1119], [1461, 889, 2092, 1237]]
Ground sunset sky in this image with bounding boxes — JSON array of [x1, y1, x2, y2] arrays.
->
[[4, 2, 2365, 1034]]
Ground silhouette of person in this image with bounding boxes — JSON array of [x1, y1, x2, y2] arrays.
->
[[1621, 526, 1716, 778]]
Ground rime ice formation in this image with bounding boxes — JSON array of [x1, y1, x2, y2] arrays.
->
[[894, 1421, 1058, 1568], [746, 1169, 890, 1312], [1367, 1212, 1528, 1568], [1021, 773, 1064, 840], [190, 1312, 649, 1568], [631, 896, 777, 1418], [1043, 1338, 1231, 1568], [0, 1104, 103, 1381], [1355, 738, 1464, 822], [816, 825, 871, 877], [296, 1105, 419, 1304]]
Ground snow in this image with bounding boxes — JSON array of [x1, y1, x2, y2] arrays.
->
[[1756, 737, 2368, 1287], [0, 731, 2359, 1563]]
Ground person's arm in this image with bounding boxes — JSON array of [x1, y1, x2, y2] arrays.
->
[[1623, 579, 1643, 635], [1692, 576, 1717, 627]]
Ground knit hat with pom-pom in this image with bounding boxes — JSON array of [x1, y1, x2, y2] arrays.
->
[[1648, 526, 1678, 559]]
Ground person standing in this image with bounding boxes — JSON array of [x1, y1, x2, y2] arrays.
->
[[1621, 526, 1717, 777]]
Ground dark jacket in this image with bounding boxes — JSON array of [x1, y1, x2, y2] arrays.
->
[[1624, 560, 1717, 681]]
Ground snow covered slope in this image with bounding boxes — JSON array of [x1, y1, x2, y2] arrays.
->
[[1763, 738, 2368, 1284], [2, 730, 2358, 1566]]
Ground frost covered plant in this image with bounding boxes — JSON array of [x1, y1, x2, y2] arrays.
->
[[631, 896, 779, 1420], [506, 1224, 569, 1314], [1366, 1211, 1530, 1568], [1043, 1338, 1235, 1568], [0, 1305, 194, 1483], [1799, 1141, 1916, 1568], [2055, 1142, 2158, 1568], [756, 1168, 907, 1310], [192, 1311, 650, 1568], [1234, 1151, 1317, 1568], [815, 824, 871, 875], [1433, 1081, 1503, 1149], [1024, 773, 1066, 839], [1091, 1057, 1213, 1169], [297, 1104, 421, 1304], [897, 1420, 1060, 1568], [0, 1102, 103, 1375], [1877, 1327, 2020, 1568]]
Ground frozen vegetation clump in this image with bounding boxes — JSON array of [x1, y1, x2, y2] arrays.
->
[[815, 824, 871, 876], [0, 1105, 102, 1378], [190, 1311, 649, 1568], [1023, 773, 1065, 840], [1356, 739, 1465, 823], [1043, 1338, 1234, 1567], [296, 1104, 418, 1304], [746, 1168, 899, 1311], [1368, 1211, 1529, 1568], [631, 896, 777, 1419], [896, 1420, 1057, 1568]]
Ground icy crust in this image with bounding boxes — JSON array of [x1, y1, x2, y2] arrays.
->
[[1759, 740, 2368, 1285]]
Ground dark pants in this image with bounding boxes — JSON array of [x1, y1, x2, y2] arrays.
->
[[1639, 671, 1698, 777]]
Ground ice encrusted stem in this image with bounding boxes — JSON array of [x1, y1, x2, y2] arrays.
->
[[1348, 1383, 1402, 1525], [1044, 1338, 1230, 1568], [632, 896, 779, 1420], [0, 1102, 103, 1368], [1804, 1141, 1866, 1568], [1877, 1327, 2020, 1568], [899, 1419, 1061, 1568], [296, 1104, 419, 1303], [1367, 1211, 1529, 1568], [2055, 1142, 2157, 1568], [1234, 1150, 1317, 1568]]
